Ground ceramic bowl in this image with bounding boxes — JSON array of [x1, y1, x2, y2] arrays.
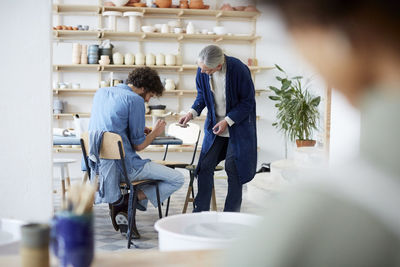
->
[[174, 27, 183, 34], [141, 26, 156, 33], [213, 26, 226, 35], [110, 0, 129, 6]]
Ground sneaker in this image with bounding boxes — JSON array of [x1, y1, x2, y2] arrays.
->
[[115, 212, 129, 236]]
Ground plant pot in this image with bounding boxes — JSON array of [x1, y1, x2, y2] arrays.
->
[[156, 0, 172, 8], [296, 140, 316, 147]]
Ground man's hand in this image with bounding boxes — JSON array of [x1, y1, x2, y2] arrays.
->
[[152, 119, 166, 137], [178, 112, 193, 126], [213, 120, 228, 135], [144, 126, 152, 135]]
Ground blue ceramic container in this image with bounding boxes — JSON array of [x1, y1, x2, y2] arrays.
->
[[51, 212, 94, 267]]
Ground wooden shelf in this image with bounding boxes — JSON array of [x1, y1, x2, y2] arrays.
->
[[53, 30, 259, 42], [53, 4, 260, 19], [53, 64, 274, 73], [53, 4, 101, 14], [53, 88, 267, 96]]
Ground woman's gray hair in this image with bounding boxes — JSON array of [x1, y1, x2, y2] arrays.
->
[[197, 45, 224, 68]]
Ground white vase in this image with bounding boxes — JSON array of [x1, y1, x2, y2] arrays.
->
[[186, 22, 195, 34], [135, 52, 145, 65], [165, 79, 176, 91], [156, 53, 165, 66], [124, 53, 134, 65], [113, 52, 124, 65], [165, 54, 176, 66], [145, 53, 155, 66]]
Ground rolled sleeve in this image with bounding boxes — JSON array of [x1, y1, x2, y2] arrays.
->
[[189, 108, 199, 118], [225, 116, 235, 126]]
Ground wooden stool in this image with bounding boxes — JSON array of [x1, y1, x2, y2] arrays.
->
[[53, 159, 76, 201], [182, 165, 223, 213]]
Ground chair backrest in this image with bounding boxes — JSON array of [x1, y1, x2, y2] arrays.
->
[[99, 132, 125, 159], [167, 122, 201, 145], [80, 131, 129, 184]]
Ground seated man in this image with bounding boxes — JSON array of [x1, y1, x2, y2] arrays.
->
[[88, 67, 184, 233]]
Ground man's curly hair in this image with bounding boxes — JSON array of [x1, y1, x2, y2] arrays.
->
[[126, 67, 164, 96]]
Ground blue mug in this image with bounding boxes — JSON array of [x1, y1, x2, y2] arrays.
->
[[51, 212, 94, 267]]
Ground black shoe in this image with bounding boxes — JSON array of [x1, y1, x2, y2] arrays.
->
[[256, 163, 271, 173], [115, 212, 140, 239], [110, 194, 129, 231]]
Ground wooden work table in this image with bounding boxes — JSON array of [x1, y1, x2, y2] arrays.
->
[[0, 249, 223, 267]]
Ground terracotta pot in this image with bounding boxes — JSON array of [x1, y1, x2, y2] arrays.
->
[[296, 140, 316, 147], [220, 3, 234, 11], [133, 2, 147, 7], [180, 0, 189, 9], [156, 0, 172, 8], [189, 0, 204, 9], [233, 6, 246, 11], [244, 5, 258, 12]]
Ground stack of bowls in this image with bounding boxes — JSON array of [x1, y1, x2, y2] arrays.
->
[[99, 46, 113, 64], [88, 45, 99, 64], [81, 44, 88, 64], [72, 43, 81, 64]]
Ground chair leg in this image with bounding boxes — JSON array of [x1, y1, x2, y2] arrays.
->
[[60, 165, 66, 201], [191, 186, 195, 209], [165, 197, 170, 217], [183, 171, 195, 213], [65, 164, 71, 189], [156, 184, 162, 219], [211, 185, 217, 211], [127, 188, 139, 249]]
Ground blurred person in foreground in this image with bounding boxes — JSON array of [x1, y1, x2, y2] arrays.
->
[[226, 0, 400, 266]]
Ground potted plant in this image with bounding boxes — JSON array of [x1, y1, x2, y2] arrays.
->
[[268, 64, 321, 147]]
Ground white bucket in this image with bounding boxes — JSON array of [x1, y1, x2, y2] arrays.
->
[[154, 211, 261, 251]]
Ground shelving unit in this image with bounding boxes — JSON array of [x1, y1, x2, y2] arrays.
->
[[52, 2, 269, 154]]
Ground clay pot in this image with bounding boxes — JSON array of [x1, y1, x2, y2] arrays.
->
[[179, 0, 189, 9], [233, 6, 246, 11], [156, 0, 172, 8], [244, 5, 258, 12], [189, 0, 204, 9], [220, 3, 234, 11], [296, 140, 316, 147], [133, 2, 147, 6]]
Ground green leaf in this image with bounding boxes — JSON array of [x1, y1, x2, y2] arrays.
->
[[269, 86, 279, 93], [275, 76, 283, 82], [311, 96, 321, 107], [291, 76, 303, 80], [274, 64, 284, 72], [269, 96, 280, 101], [272, 122, 278, 126], [281, 80, 291, 90]]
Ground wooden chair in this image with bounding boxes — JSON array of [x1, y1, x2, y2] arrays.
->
[[80, 132, 163, 249], [153, 123, 222, 213]]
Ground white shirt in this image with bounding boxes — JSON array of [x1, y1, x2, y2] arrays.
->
[[190, 62, 234, 137]]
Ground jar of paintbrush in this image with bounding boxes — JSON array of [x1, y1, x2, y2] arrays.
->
[[51, 182, 97, 267]]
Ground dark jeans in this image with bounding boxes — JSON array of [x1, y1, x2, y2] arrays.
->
[[193, 136, 243, 212]]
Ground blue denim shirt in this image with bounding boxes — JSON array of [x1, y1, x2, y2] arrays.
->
[[88, 84, 150, 204]]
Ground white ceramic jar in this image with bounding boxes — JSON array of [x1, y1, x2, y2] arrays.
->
[[165, 54, 176, 66], [113, 52, 124, 65], [165, 79, 175, 91], [135, 52, 145, 65], [186, 22, 195, 34], [161, 24, 169, 34], [156, 53, 165, 66], [146, 53, 155, 66], [124, 53, 134, 65]]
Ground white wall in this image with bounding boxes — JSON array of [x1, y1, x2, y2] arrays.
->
[[0, 0, 53, 221]]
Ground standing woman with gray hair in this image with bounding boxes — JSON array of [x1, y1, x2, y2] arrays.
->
[[179, 45, 257, 212]]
